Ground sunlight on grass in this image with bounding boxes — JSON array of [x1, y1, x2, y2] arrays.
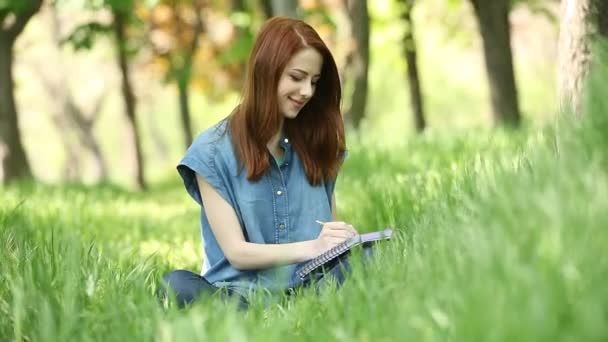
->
[[138, 238, 201, 270], [2, 45, 608, 341]]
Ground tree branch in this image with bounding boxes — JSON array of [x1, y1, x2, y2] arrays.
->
[[184, 0, 205, 72]]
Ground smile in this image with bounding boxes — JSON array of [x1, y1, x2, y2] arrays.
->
[[289, 97, 305, 107]]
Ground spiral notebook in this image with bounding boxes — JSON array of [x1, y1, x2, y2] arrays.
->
[[296, 228, 394, 280]]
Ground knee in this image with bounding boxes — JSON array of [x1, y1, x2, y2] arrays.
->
[[161, 269, 192, 287], [157, 269, 195, 307]]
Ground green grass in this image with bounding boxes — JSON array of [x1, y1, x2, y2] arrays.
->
[[2, 52, 608, 342]]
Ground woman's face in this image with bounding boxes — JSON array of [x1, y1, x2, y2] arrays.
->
[[277, 47, 323, 119]]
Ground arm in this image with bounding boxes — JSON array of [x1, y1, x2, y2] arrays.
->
[[197, 175, 352, 270]]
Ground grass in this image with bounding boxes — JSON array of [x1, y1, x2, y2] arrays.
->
[[2, 51, 608, 342]]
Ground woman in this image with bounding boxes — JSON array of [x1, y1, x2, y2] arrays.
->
[[161, 16, 362, 308]]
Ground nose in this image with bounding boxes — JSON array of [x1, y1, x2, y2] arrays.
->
[[299, 81, 313, 98]]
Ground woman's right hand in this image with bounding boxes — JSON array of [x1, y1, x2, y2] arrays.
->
[[313, 221, 358, 257]]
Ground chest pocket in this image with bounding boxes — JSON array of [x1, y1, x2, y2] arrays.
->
[[230, 176, 276, 243], [232, 174, 272, 202], [295, 180, 331, 218]]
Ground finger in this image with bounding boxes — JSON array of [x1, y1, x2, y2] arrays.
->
[[342, 223, 354, 232], [330, 224, 357, 237], [327, 236, 348, 245], [323, 224, 357, 238], [323, 224, 352, 232], [326, 230, 351, 239], [323, 234, 348, 243], [342, 223, 357, 234], [323, 221, 346, 229]]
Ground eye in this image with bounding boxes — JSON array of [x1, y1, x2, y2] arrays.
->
[[289, 75, 302, 82]]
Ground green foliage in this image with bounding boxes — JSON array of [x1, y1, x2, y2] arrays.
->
[[102, 0, 134, 14], [0, 0, 39, 13], [61, 22, 113, 50], [2, 37, 608, 342], [0, 0, 41, 29], [217, 25, 254, 66], [54, 0, 132, 12], [143, 0, 159, 8], [301, 6, 337, 30], [57, 0, 141, 53]]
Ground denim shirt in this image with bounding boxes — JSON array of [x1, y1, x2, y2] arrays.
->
[[177, 119, 342, 295]]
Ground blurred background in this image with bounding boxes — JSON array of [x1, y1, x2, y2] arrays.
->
[[3, 0, 559, 189]]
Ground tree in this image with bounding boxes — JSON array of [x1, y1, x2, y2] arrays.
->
[[398, 0, 426, 133], [470, 0, 521, 127], [558, 0, 608, 116], [0, 0, 41, 183], [63, 0, 147, 189], [113, 4, 147, 190], [146, 0, 205, 150], [36, 3, 109, 181], [36, 68, 109, 181], [260, 0, 273, 18], [344, 0, 370, 130], [174, 2, 202, 150]]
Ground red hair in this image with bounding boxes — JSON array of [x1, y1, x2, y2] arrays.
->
[[229, 16, 345, 185]]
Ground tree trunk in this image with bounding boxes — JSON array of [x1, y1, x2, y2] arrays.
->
[[36, 70, 82, 180], [0, 39, 32, 183], [0, 2, 42, 183], [260, 0, 273, 18], [345, 0, 370, 130], [598, 0, 608, 36], [270, 0, 298, 17], [177, 77, 194, 149], [232, 0, 246, 11], [400, 0, 426, 133], [172, 1, 204, 150], [470, 0, 521, 127], [231, 0, 248, 85], [558, 0, 608, 116], [46, 5, 108, 181], [113, 11, 146, 190], [66, 99, 108, 180]]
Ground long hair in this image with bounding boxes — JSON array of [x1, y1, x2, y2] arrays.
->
[[229, 17, 345, 185]]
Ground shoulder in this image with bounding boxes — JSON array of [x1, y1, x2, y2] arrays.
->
[[192, 119, 230, 151], [185, 119, 235, 164], [177, 119, 237, 205], [178, 119, 239, 179]]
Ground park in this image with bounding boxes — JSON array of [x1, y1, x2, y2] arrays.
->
[[1, 0, 607, 341]]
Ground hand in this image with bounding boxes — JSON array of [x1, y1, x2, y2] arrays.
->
[[313, 221, 358, 257]]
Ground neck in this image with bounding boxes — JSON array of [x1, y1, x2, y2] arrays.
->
[[267, 119, 284, 157]]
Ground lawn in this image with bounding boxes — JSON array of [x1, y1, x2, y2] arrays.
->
[[2, 52, 607, 342]]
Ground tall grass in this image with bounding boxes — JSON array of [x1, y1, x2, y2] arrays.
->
[[2, 48, 607, 342]]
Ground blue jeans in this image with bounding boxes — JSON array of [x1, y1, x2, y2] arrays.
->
[[159, 245, 375, 309], [159, 269, 249, 309]]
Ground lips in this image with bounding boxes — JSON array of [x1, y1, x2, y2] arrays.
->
[[289, 97, 305, 107]]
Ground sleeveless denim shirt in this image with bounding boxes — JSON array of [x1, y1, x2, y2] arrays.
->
[[177, 119, 343, 295]]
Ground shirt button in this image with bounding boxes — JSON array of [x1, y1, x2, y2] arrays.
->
[[277, 190, 283, 195], [284, 138, 289, 143], [279, 223, 286, 229]]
